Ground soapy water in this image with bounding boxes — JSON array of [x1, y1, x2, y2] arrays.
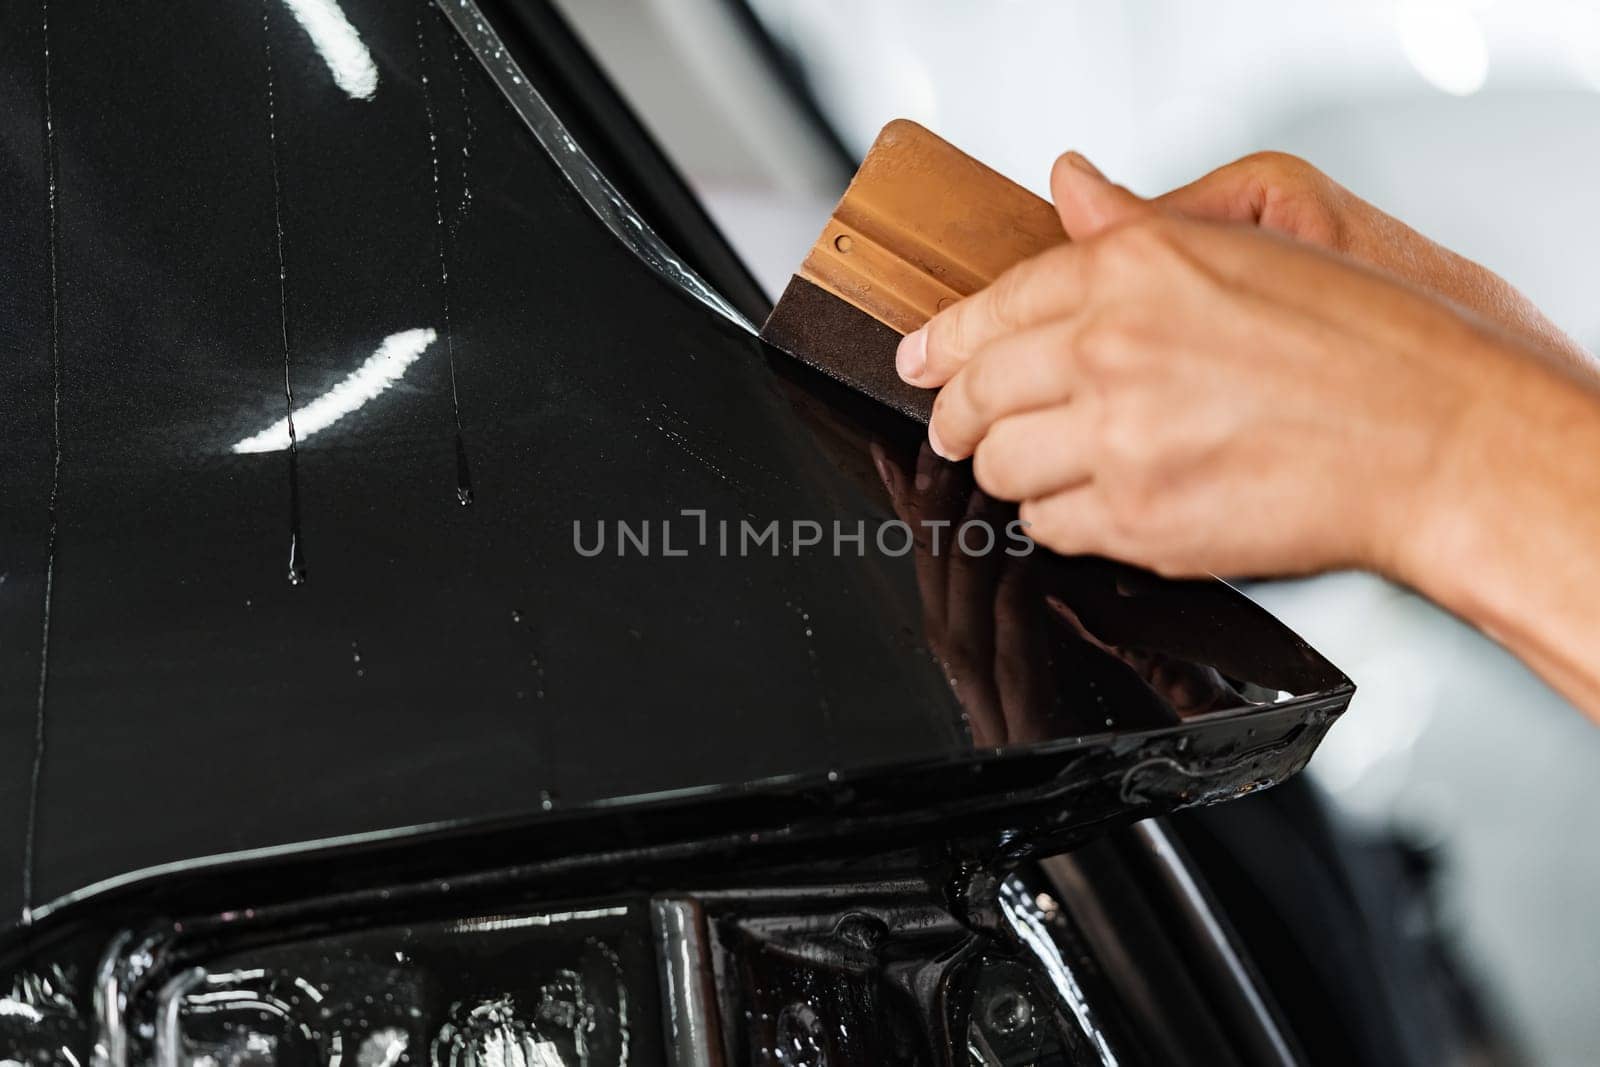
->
[[261, 0, 307, 586], [23, 0, 63, 928], [417, 6, 474, 507]]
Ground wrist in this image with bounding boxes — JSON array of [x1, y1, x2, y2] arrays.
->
[[1391, 340, 1600, 635]]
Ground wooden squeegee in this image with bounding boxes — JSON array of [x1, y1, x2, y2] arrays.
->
[[761, 119, 1066, 422]]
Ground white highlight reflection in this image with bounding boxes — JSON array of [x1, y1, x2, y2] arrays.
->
[[0, 997, 44, 1023], [1397, 0, 1489, 96], [232, 327, 436, 454], [449, 907, 630, 933], [282, 0, 380, 100]]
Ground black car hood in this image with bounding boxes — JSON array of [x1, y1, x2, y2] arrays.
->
[[0, 0, 1350, 933]]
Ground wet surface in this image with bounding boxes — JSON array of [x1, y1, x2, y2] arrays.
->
[[1, 824, 1342, 1067], [155, 904, 653, 1067], [0, 0, 1348, 929]]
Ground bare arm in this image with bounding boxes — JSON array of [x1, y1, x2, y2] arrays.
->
[[893, 152, 1600, 722]]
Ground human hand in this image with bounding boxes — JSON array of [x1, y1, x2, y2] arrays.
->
[[892, 152, 1600, 722], [1052, 150, 1589, 367], [896, 199, 1588, 586]]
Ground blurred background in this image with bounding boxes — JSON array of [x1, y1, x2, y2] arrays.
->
[[551, 1, 1600, 1062]]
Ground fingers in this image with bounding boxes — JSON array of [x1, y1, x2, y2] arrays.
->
[[993, 560, 1055, 745], [895, 150, 1149, 391], [971, 406, 1095, 501], [870, 441, 912, 521], [943, 492, 1003, 678], [903, 151, 1337, 391], [873, 441, 1015, 746], [1152, 151, 1350, 252], [927, 317, 1085, 461], [897, 150, 1141, 390], [897, 242, 1089, 389], [1019, 485, 1114, 559], [1050, 150, 1152, 240], [875, 441, 955, 630], [1151, 154, 1272, 225]]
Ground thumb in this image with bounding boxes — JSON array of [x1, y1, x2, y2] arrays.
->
[[1050, 151, 1150, 239]]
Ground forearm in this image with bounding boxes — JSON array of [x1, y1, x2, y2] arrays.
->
[[1351, 210, 1594, 370], [1402, 341, 1600, 721]]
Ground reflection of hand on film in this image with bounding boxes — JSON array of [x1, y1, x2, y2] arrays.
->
[[1044, 595, 1243, 719], [872, 440, 1053, 748]]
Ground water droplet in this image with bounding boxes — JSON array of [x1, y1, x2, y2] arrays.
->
[[983, 985, 1035, 1037], [454, 432, 474, 506], [774, 1002, 826, 1066]]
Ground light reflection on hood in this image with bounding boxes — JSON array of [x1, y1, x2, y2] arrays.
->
[[232, 327, 436, 454], [282, 0, 380, 101]]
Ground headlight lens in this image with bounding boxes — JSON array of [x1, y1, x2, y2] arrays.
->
[[147, 904, 652, 1067]]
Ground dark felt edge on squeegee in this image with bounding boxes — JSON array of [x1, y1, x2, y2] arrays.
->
[[760, 275, 935, 424]]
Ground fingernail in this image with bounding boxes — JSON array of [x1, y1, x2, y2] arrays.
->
[[927, 421, 951, 460], [914, 467, 932, 492], [1065, 151, 1104, 179], [896, 328, 927, 382]]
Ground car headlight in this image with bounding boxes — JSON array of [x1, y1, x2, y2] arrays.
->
[[76, 873, 1108, 1067], [118, 903, 649, 1067]]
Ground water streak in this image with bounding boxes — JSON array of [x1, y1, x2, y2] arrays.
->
[[418, 6, 473, 506], [446, 32, 474, 234], [263, 0, 305, 584], [22, 0, 62, 926]]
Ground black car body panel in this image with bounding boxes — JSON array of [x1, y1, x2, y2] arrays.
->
[[0, 0, 1350, 933], [0, 4, 1530, 1067]]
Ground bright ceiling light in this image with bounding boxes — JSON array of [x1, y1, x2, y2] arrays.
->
[[1397, 0, 1490, 96]]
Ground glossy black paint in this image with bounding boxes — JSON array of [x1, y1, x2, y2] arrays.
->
[[474, 0, 774, 326], [1, 0, 1346, 956]]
